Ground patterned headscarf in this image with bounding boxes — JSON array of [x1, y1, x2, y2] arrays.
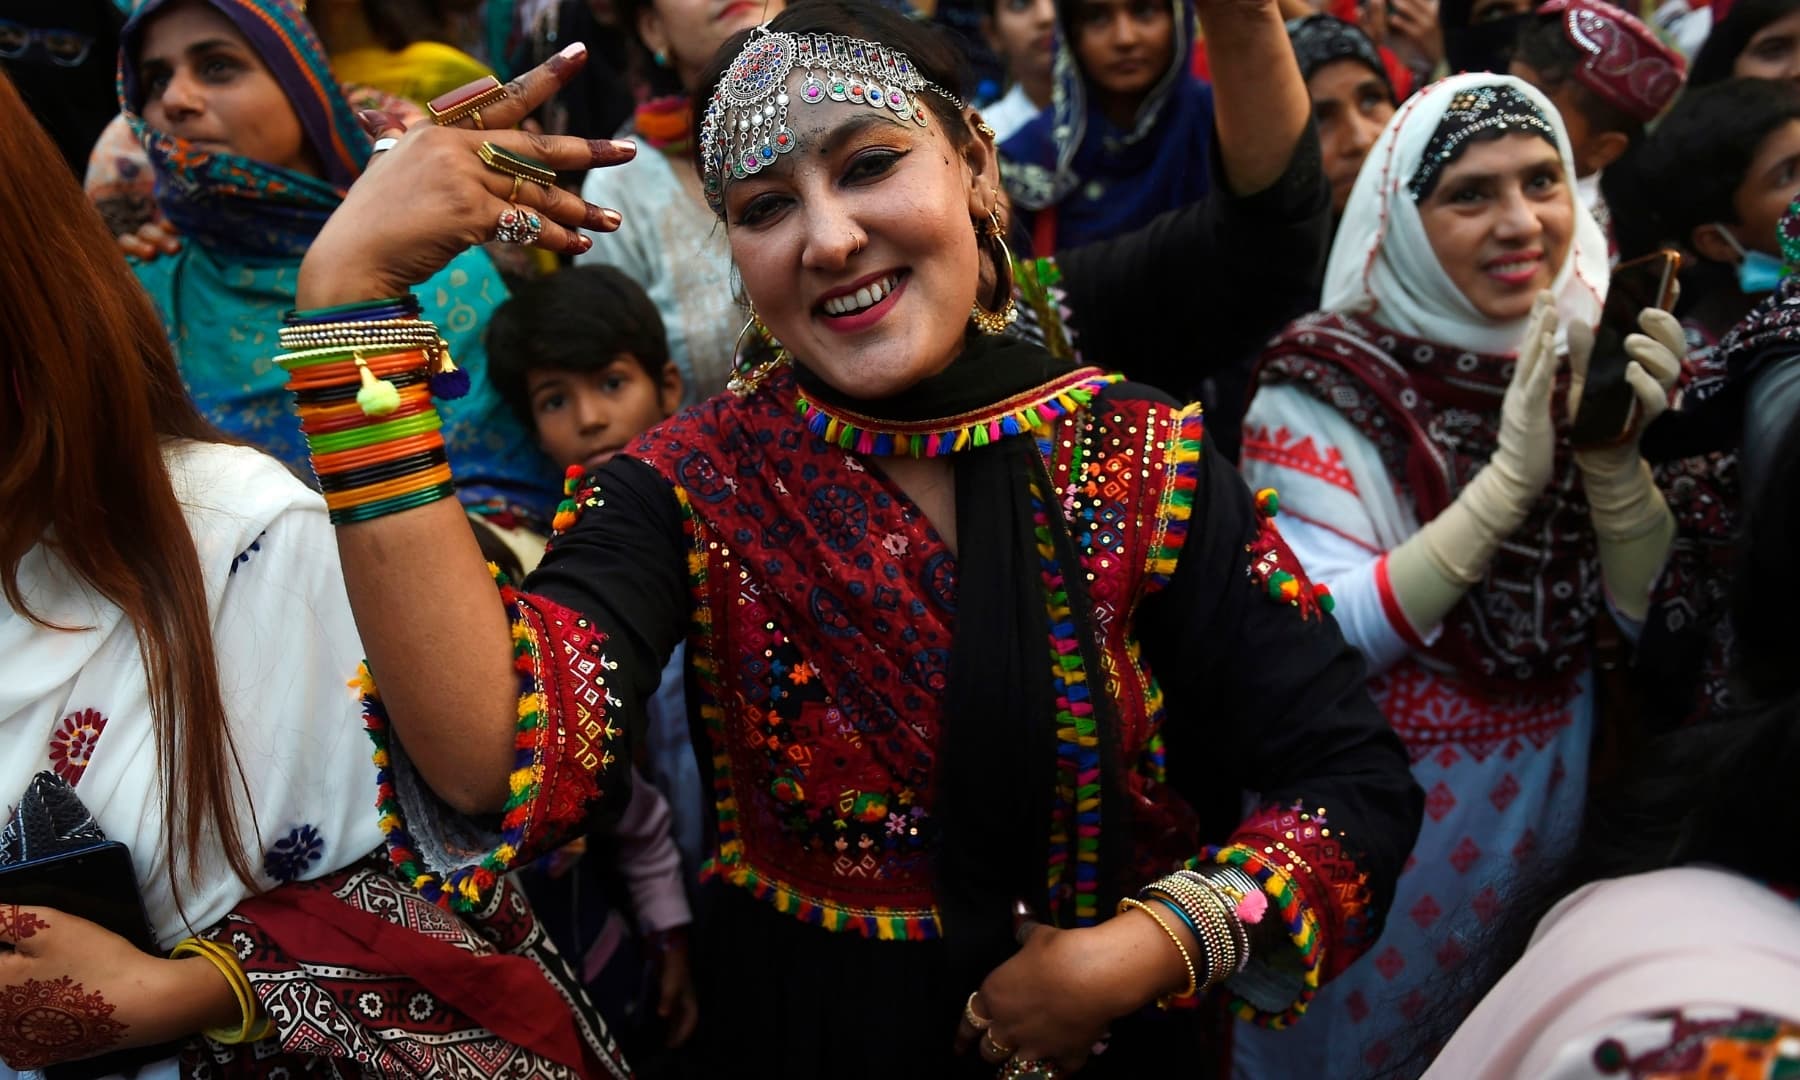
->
[[1287, 14, 1393, 99], [1536, 0, 1686, 123], [999, 0, 1214, 250], [118, 0, 372, 258]]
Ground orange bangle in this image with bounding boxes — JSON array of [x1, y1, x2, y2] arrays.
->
[[283, 350, 432, 391], [323, 464, 454, 511], [300, 395, 437, 436], [310, 432, 446, 475], [296, 384, 433, 426]]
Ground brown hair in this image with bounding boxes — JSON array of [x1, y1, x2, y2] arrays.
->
[[0, 71, 258, 906]]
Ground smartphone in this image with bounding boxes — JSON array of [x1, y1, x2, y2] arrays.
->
[[1570, 250, 1682, 448], [0, 841, 157, 953]]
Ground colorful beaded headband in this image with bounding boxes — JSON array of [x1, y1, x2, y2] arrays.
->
[[1407, 84, 1558, 202], [699, 25, 964, 214]]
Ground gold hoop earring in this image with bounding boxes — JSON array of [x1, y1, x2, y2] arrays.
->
[[728, 308, 790, 396], [970, 209, 1018, 336]]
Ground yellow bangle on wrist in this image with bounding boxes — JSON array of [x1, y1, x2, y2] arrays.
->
[[169, 937, 274, 1045], [1117, 896, 1198, 1007]]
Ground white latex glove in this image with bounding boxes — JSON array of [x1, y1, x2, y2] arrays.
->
[[1385, 293, 1563, 635], [1564, 307, 1682, 621]]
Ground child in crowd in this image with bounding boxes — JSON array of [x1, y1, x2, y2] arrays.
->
[[1621, 77, 1800, 345], [981, 0, 1056, 141], [484, 266, 704, 1069], [1511, 0, 1687, 253]]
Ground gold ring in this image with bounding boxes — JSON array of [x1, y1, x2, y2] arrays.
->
[[509, 175, 523, 202], [477, 141, 557, 187], [426, 76, 508, 127], [980, 1031, 1014, 1061], [471, 108, 484, 130], [963, 992, 991, 1031]]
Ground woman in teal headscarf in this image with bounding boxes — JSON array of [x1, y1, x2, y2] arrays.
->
[[118, 0, 559, 526]]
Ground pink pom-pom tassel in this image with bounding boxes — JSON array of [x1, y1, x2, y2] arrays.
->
[[1235, 888, 1268, 925]]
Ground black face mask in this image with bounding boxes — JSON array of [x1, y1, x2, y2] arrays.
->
[[1443, 11, 1532, 74], [2, 0, 123, 177]]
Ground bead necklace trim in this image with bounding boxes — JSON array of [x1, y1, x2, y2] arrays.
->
[[795, 368, 1121, 457]]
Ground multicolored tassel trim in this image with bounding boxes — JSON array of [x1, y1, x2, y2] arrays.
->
[[1146, 403, 1206, 593], [1191, 843, 1325, 1029], [674, 486, 943, 940], [364, 563, 548, 913], [552, 464, 583, 535], [1033, 476, 1103, 927], [794, 368, 1122, 457]]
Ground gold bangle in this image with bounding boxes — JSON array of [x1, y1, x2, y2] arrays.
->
[[1117, 897, 1197, 1006], [170, 937, 272, 1045]]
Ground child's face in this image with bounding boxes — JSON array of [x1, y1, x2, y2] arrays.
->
[[1730, 118, 1800, 257], [527, 355, 683, 473]]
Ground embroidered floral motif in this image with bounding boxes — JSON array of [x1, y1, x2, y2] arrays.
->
[[47, 709, 108, 786], [263, 825, 326, 882]]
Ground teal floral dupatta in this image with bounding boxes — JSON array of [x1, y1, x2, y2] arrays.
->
[[119, 0, 559, 524]]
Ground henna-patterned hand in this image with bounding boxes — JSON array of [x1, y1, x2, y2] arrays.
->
[[0, 975, 127, 1068], [0, 904, 238, 1069], [0, 905, 48, 941]]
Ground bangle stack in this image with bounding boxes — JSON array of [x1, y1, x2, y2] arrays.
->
[[278, 296, 467, 524], [1129, 866, 1264, 1003], [169, 936, 274, 1045], [1116, 896, 1197, 1009]]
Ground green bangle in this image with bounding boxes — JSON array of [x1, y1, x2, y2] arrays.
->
[[305, 410, 443, 455], [329, 481, 456, 525]]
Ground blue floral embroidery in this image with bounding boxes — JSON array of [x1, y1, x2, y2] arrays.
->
[[263, 824, 325, 882], [230, 532, 266, 575]]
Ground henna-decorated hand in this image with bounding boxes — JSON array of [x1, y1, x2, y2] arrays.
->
[[0, 904, 237, 1069], [297, 43, 638, 310]]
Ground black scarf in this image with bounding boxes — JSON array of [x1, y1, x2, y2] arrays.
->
[[793, 335, 1128, 986]]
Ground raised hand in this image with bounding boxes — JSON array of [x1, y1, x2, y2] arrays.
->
[[1487, 291, 1564, 505], [296, 43, 639, 310]]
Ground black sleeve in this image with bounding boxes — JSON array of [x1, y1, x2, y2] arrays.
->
[[1138, 431, 1422, 1002], [1056, 124, 1332, 455], [519, 454, 691, 827]]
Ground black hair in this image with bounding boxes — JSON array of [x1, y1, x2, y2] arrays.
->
[[1691, 0, 1800, 87], [1513, 11, 1643, 139], [483, 266, 672, 432], [607, 0, 686, 98], [689, 0, 977, 189], [1605, 77, 1800, 260]]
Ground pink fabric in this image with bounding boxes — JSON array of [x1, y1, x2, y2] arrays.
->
[[1425, 866, 1800, 1078], [615, 767, 692, 934]]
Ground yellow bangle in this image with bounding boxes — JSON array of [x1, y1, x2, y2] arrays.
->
[[1117, 896, 1198, 1007], [170, 937, 273, 1045]]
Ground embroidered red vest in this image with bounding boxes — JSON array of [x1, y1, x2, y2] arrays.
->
[[629, 371, 1207, 938]]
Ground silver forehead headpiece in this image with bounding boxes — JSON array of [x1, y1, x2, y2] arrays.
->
[[699, 26, 965, 215]]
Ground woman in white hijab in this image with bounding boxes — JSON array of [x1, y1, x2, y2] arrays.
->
[[1234, 73, 1685, 1076]]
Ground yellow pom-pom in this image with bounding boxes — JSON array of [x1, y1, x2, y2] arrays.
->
[[355, 359, 401, 416]]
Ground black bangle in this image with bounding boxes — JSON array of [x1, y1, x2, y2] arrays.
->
[[314, 448, 450, 493], [291, 368, 429, 407]]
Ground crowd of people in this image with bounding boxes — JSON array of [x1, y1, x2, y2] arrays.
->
[[2, 0, 1799, 1074]]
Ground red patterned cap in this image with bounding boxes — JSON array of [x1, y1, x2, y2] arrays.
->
[[1539, 0, 1687, 122]]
